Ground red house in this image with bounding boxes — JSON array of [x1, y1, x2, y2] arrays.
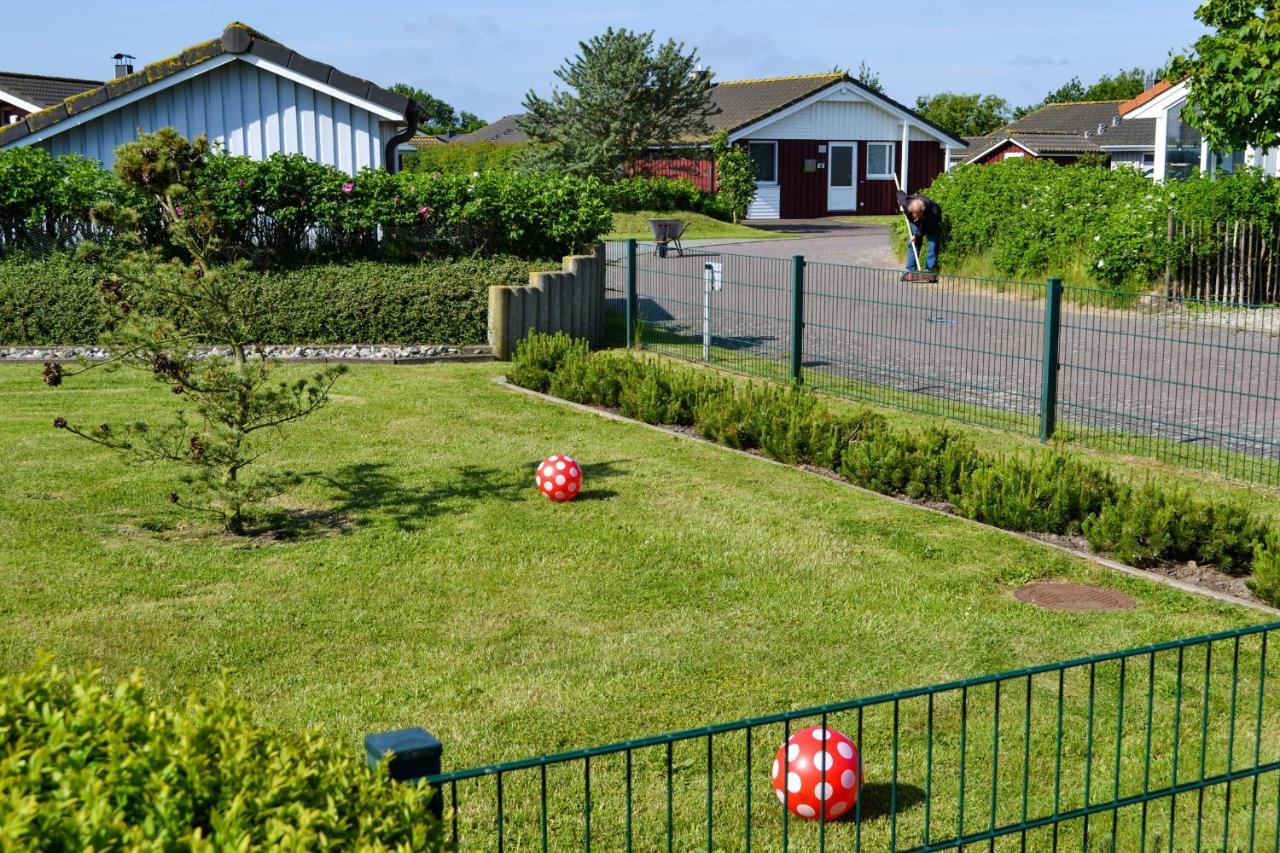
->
[[636, 72, 965, 218], [0, 71, 101, 127]]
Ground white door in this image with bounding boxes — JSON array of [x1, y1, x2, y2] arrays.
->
[[827, 142, 857, 212]]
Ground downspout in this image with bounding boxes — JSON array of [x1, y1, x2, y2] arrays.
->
[[384, 103, 423, 174]]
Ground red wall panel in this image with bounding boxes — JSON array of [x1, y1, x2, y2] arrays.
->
[[778, 140, 827, 218], [631, 157, 715, 191]]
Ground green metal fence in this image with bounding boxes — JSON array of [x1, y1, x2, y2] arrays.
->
[[427, 621, 1280, 850], [603, 240, 1280, 487]]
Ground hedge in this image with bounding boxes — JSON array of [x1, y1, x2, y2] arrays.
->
[[901, 159, 1280, 292], [0, 661, 443, 848], [403, 140, 527, 175], [0, 143, 612, 261], [0, 252, 541, 345], [508, 333, 1280, 605]]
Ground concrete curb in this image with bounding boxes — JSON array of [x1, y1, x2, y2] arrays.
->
[[492, 375, 1280, 618]]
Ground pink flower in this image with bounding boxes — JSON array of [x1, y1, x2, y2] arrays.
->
[[341, 182, 354, 194], [418, 205, 431, 217], [237, 178, 245, 186], [173, 206, 184, 218]]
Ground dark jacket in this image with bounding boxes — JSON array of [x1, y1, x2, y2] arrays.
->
[[906, 194, 943, 237]]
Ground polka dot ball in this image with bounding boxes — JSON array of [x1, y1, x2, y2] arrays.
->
[[535, 454, 583, 502], [770, 726, 861, 821]]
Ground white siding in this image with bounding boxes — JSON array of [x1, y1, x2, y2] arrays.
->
[[746, 186, 781, 219], [751, 98, 935, 142], [37, 57, 389, 175]]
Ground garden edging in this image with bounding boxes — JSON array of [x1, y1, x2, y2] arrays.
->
[[493, 374, 1280, 617]]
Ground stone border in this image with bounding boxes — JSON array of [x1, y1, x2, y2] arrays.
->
[[493, 375, 1280, 618], [0, 345, 495, 365]]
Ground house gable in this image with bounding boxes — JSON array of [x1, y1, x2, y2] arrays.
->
[[726, 79, 964, 147], [0, 22, 422, 175]]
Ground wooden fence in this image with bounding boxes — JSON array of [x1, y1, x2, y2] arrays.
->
[[1166, 214, 1280, 305]]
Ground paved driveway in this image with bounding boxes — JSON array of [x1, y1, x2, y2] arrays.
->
[[606, 233, 1280, 479]]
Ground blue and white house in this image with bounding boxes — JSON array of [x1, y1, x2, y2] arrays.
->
[[0, 23, 425, 175]]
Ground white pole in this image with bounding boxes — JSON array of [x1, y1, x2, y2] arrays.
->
[[900, 122, 911, 190], [1153, 108, 1169, 183], [703, 263, 713, 361], [1200, 139, 1211, 176], [944, 144, 953, 171]]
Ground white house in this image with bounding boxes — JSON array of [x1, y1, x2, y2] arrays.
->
[[0, 23, 426, 175], [1119, 79, 1280, 182]]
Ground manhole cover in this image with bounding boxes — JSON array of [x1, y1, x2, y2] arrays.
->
[[1014, 582, 1136, 612]]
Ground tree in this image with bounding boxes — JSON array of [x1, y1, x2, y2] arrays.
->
[[1170, 0, 1280, 152], [44, 130, 345, 534], [389, 84, 486, 135], [856, 61, 884, 94], [519, 28, 717, 180], [1015, 67, 1155, 118], [914, 92, 1011, 137], [710, 131, 755, 223]]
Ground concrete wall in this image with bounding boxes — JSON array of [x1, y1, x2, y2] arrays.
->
[[488, 244, 606, 359]]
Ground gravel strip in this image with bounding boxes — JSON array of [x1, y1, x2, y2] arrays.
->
[[0, 344, 494, 363]]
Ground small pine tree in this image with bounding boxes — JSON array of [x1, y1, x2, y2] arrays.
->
[[44, 130, 345, 534]]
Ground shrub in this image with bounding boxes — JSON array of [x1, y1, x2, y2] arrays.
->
[[0, 661, 442, 849], [0, 252, 104, 344], [600, 175, 731, 221], [404, 141, 527, 175], [508, 331, 589, 393], [0, 253, 538, 345], [1083, 483, 1265, 573], [1, 139, 612, 263], [909, 158, 1280, 292], [1248, 532, 1280, 606], [952, 450, 1119, 534], [838, 425, 977, 502]]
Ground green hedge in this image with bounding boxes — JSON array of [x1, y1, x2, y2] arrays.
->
[[0, 143, 612, 261], [509, 334, 1280, 604], [0, 252, 540, 345], [903, 159, 1280, 292], [403, 141, 527, 175], [600, 176, 731, 221], [0, 661, 442, 848]]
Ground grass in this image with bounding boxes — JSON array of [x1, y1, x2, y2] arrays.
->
[[836, 214, 904, 227], [603, 210, 795, 241], [1, 362, 1276, 848]]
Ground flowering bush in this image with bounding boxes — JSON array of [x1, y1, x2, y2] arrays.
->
[[899, 158, 1280, 292], [0, 138, 612, 262]]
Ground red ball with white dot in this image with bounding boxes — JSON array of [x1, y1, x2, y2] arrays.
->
[[771, 726, 861, 821], [535, 454, 583, 502]]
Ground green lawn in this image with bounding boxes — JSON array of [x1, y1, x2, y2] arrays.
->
[[604, 210, 794, 241], [1, 363, 1274, 848]]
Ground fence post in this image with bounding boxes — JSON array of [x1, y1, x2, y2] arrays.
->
[[625, 238, 638, 349], [364, 727, 443, 818], [1039, 277, 1063, 442], [790, 255, 805, 383]]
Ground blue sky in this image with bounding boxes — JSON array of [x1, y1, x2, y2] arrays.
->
[[7, 1, 1205, 122]]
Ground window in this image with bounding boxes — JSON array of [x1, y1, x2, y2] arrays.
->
[[1004, 151, 1024, 159], [866, 142, 895, 179], [747, 141, 777, 184]]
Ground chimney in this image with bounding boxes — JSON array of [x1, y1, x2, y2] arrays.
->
[[112, 53, 135, 78]]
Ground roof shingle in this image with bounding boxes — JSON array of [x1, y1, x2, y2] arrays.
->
[[0, 72, 101, 108], [0, 23, 421, 148]]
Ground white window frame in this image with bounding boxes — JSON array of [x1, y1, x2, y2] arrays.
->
[[747, 140, 779, 186], [1003, 150, 1025, 159], [865, 142, 895, 180]]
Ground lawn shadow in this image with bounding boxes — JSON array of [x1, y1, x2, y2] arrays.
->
[[854, 782, 926, 822], [317, 461, 528, 531]]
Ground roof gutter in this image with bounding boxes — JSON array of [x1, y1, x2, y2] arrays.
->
[[384, 102, 423, 173]]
